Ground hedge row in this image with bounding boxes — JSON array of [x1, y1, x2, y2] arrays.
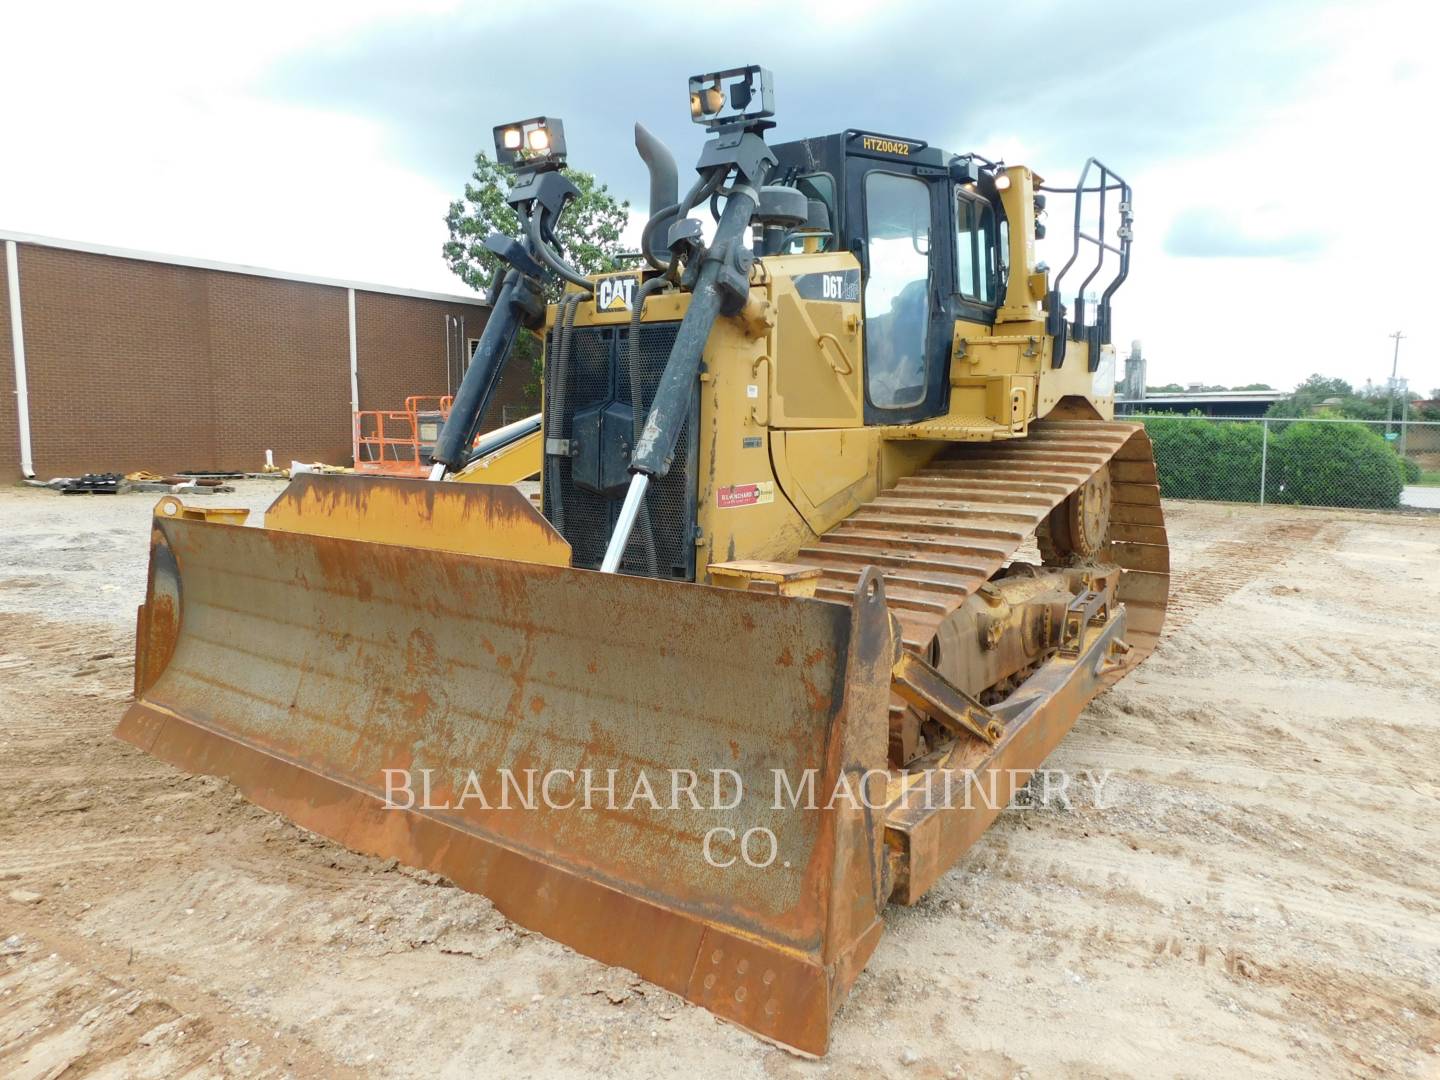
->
[[1139, 417, 1405, 509]]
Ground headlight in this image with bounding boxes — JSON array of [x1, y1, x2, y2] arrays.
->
[[492, 117, 567, 169]]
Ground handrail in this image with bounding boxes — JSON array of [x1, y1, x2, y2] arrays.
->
[[1047, 158, 1132, 357]]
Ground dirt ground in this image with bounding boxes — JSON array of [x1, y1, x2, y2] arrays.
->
[[1, 481, 1437, 1079]]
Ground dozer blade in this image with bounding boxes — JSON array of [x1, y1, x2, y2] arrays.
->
[[117, 475, 896, 1055]]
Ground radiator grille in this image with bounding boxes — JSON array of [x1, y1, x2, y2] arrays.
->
[[542, 321, 696, 579]]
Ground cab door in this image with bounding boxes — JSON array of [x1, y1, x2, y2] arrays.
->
[[845, 153, 953, 426]]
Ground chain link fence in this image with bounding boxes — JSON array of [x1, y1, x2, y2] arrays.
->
[[1130, 415, 1440, 511]]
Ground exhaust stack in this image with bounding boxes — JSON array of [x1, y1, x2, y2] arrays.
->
[[634, 122, 678, 217]]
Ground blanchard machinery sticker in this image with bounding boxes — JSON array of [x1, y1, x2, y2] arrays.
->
[[716, 481, 775, 508], [594, 273, 639, 313], [793, 268, 860, 303]]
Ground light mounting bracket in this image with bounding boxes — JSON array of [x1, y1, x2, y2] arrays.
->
[[688, 66, 774, 132]]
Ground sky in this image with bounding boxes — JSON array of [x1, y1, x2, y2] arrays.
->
[[2, 0, 1435, 394]]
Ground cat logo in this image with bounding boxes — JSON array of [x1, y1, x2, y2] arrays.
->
[[595, 273, 639, 313]]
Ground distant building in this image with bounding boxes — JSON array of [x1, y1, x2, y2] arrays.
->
[[1114, 342, 1283, 416], [1, 231, 530, 482], [1116, 389, 1284, 417]]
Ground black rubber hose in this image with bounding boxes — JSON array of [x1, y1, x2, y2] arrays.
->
[[544, 292, 585, 534], [626, 275, 668, 576], [528, 206, 592, 290], [640, 167, 726, 272], [639, 207, 678, 272], [682, 167, 727, 218]]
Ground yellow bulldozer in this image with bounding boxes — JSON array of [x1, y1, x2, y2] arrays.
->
[[118, 66, 1167, 1055]]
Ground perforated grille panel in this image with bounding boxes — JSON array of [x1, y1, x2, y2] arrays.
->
[[542, 321, 696, 579]]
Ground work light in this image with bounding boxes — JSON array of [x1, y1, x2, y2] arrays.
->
[[687, 65, 774, 129], [493, 117, 566, 170]]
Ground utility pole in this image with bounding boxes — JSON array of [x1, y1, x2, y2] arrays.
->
[[1386, 330, 1405, 433], [1400, 383, 1410, 461]]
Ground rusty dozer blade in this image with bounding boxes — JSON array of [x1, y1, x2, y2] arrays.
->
[[118, 475, 896, 1055]]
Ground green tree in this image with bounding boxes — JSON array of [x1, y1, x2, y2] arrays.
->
[[1233, 383, 1274, 391], [1266, 374, 1360, 419], [1268, 421, 1403, 508], [1141, 413, 1263, 502], [443, 151, 630, 408], [1139, 412, 1404, 508]]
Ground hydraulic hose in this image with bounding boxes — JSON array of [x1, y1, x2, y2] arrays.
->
[[528, 206, 593, 290], [600, 181, 760, 573], [624, 275, 669, 576], [544, 292, 586, 533], [640, 167, 727, 272], [430, 271, 527, 477], [639, 209, 677, 272]]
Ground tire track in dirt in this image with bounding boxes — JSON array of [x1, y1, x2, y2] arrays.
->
[[4, 488, 1439, 1078], [1160, 512, 1324, 636], [1, 915, 366, 1079], [0, 604, 739, 1077]]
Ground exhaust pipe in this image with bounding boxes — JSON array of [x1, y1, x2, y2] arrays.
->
[[634, 122, 678, 217]]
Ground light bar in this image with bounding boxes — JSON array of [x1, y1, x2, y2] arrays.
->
[[492, 116, 567, 169], [687, 65, 774, 128]]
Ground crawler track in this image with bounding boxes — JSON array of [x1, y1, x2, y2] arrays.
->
[[798, 419, 1170, 670]]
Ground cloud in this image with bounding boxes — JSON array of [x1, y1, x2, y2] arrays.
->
[[258, 0, 1324, 203], [4, 0, 1434, 392], [1163, 205, 1329, 258], [0, 0, 471, 293]]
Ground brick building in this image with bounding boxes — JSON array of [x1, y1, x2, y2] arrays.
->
[[0, 231, 531, 483]]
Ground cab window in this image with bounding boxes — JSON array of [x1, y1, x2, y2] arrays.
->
[[956, 191, 999, 304], [864, 172, 931, 409]]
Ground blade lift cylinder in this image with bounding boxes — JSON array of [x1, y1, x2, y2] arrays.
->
[[601, 126, 776, 572], [430, 270, 529, 476], [430, 167, 586, 479]]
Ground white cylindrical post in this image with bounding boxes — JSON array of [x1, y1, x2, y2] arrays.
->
[[347, 288, 360, 416], [5, 240, 35, 478], [601, 473, 650, 573], [1259, 418, 1269, 505]]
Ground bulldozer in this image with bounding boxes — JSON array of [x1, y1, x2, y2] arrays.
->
[[118, 66, 1168, 1055]]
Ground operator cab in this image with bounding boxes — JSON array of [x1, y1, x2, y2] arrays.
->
[[771, 131, 1009, 425]]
